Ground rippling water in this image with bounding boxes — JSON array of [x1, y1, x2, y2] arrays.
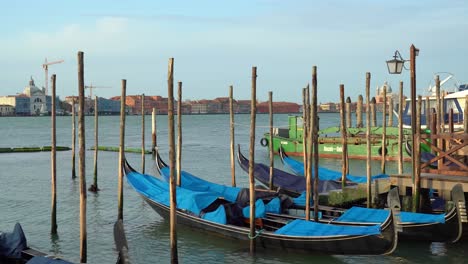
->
[[0, 113, 465, 263]]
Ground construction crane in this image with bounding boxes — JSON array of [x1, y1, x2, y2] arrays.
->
[[42, 58, 64, 96], [84, 84, 112, 99]]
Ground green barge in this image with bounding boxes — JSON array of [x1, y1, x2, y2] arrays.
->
[[261, 116, 420, 161]]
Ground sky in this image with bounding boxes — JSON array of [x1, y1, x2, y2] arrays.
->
[[1, 0, 467, 104]]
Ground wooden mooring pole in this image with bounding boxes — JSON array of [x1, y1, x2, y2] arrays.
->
[[71, 99, 76, 179], [152, 107, 157, 156], [412, 96, 422, 212], [435, 75, 442, 169], [346, 97, 351, 128], [381, 86, 387, 174], [302, 87, 308, 192], [425, 96, 431, 131], [388, 97, 393, 127], [340, 85, 347, 187], [248, 66, 257, 255], [229, 86, 236, 187], [167, 58, 178, 262], [141, 94, 145, 174], [370, 97, 376, 127], [51, 74, 57, 235], [305, 86, 311, 221], [91, 96, 99, 192], [77, 51, 87, 263], [311, 66, 319, 221], [366, 72, 372, 208], [268, 91, 274, 190], [398, 81, 404, 174], [177, 82, 182, 187], [356, 95, 363, 128], [118, 79, 126, 221], [465, 95, 468, 165]]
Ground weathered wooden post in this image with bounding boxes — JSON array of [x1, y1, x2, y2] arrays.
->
[[311, 66, 319, 221], [51, 74, 57, 235], [340, 85, 347, 187], [118, 79, 126, 221], [268, 91, 274, 190], [346, 97, 352, 128], [72, 99, 76, 179], [435, 75, 443, 169], [177, 82, 182, 186], [412, 96, 422, 212], [398, 82, 404, 174], [77, 51, 87, 263], [388, 97, 393, 127], [381, 87, 387, 174], [425, 96, 431, 130], [465, 95, 468, 165], [302, 87, 308, 188], [366, 73, 372, 208], [152, 107, 157, 156], [248, 66, 257, 254], [370, 97, 376, 127], [356, 95, 363, 128], [229, 85, 236, 187], [141, 94, 145, 174], [167, 58, 178, 262], [90, 96, 99, 192]]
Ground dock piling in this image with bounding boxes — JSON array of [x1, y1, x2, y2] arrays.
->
[[118, 79, 126, 221], [356, 95, 363, 128], [340, 85, 348, 187], [366, 72, 372, 208], [248, 66, 257, 254], [412, 96, 422, 212], [302, 86, 309, 192], [71, 99, 76, 179], [311, 66, 319, 222], [152, 107, 157, 156], [142, 94, 145, 174], [345, 96, 351, 128], [370, 97, 376, 127], [381, 86, 387, 174], [268, 91, 274, 190], [51, 74, 57, 235], [177, 82, 182, 186], [229, 86, 236, 187], [398, 82, 404, 174], [388, 97, 393, 126], [91, 96, 99, 192]]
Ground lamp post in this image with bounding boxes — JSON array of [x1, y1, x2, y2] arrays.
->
[[386, 44, 420, 212]]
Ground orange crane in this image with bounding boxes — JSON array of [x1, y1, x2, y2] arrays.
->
[[84, 84, 111, 99], [42, 58, 64, 96]]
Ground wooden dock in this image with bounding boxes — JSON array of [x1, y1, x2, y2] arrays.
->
[[390, 172, 468, 200]]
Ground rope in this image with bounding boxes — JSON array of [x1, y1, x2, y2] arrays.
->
[[248, 229, 264, 240]]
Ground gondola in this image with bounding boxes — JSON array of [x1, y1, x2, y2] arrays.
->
[[236, 145, 344, 197], [125, 159, 398, 255], [278, 147, 389, 183], [0, 223, 73, 264], [241, 147, 466, 243]]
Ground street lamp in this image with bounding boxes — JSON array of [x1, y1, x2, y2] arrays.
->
[[386, 44, 420, 212]]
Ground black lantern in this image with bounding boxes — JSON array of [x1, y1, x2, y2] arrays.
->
[[386, 50, 406, 74]]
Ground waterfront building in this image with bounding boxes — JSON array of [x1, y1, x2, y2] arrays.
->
[[257, 101, 300, 113], [22, 77, 51, 115], [0, 104, 15, 116], [0, 94, 30, 116]]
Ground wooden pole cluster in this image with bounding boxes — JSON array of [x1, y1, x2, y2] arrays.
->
[[345, 97, 351, 128], [398, 82, 404, 174], [311, 66, 319, 221], [229, 86, 236, 187], [71, 99, 76, 179], [268, 91, 274, 190], [152, 107, 157, 156], [370, 97, 376, 127], [381, 87, 387, 174], [167, 58, 178, 262], [51, 74, 57, 235], [118, 79, 126, 222], [340, 85, 347, 187], [248, 66, 257, 254], [365, 73, 372, 208], [91, 96, 99, 192], [356, 95, 363, 128], [177, 82, 182, 186], [141, 94, 146, 174], [77, 51, 87, 263]]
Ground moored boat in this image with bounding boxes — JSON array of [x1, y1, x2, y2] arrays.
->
[[125, 159, 398, 255]]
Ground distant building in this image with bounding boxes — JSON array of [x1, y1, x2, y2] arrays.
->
[[22, 77, 51, 115], [0, 94, 30, 116], [257, 102, 300, 113], [319, 102, 337, 112], [0, 105, 14, 116]]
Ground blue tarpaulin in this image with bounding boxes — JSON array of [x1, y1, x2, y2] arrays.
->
[[337, 206, 445, 224], [274, 219, 381, 236]]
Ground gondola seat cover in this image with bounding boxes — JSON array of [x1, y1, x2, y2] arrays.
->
[[274, 219, 381, 236], [283, 155, 389, 183], [337, 206, 445, 224], [0, 222, 27, 259]]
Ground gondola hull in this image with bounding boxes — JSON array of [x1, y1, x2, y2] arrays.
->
[[139, 193, 397, 255]]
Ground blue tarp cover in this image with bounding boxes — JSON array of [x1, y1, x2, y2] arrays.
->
[[202, 205, 227, 224], [0, 223, 27, 259], [283, 156, 389, 183], [274, 219, 381, 236], [337, 206, 445, 224], [242, 199, 266, 218], [160, 167, 241, 202]]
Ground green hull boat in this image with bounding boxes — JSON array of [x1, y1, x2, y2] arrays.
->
[[260, 116, 426, 161]]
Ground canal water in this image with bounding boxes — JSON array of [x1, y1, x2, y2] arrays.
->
[[0, 113, 466, 263]]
